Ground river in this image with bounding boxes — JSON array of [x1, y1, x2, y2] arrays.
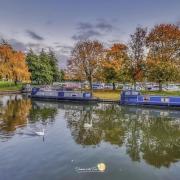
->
[[0, 94, 180, 180]]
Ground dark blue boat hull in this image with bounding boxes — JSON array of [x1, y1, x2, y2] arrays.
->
[[120, 90, 180, 108]]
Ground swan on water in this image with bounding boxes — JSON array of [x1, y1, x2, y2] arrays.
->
[[35, 129, 45, 136], [84, 123, 92, 128], [84, 119, 93, 128]]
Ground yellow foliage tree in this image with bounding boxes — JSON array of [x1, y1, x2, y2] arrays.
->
[[146, 24, 180, 90], [101, 43, 128, 89], [0, 43, 30, 84]]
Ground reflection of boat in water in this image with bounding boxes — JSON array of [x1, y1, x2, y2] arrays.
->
[[30, 87, 99, 102], [33, 99, 180, 120], [122, 106, 180, 120], [32, 100, 97, 111], [120, 90, 180, 108]]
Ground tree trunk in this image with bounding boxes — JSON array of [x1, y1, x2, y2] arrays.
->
[[112, 82, 116, 90], [159, 81, 162, 91], [133, 80, 136, 90], [89, 78, 93, 93], [14, 77, 18, 85]]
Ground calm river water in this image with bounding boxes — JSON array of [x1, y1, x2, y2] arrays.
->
[[0, 95, 180, 180]]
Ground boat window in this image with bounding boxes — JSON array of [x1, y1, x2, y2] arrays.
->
[[132, 91, 139, 95], [143, 95, 150, 101], [161, 97, 169, 103], [125, 91, 131, 95], [125, 91, 139, 96]]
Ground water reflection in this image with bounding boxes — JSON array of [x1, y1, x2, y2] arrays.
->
[[29, 101, 58, 124], [0, 96, 31, 139], [65, 104, 180, 168], [0, 95, 180, 169], [0, 96, 57, 140]]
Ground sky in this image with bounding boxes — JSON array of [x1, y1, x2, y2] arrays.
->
[[0, 0, 180, 67]]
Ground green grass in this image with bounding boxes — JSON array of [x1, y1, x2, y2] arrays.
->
[[0, 81, 22, 91], [93, 90, 120, 100], [93, 89, 180, 100]]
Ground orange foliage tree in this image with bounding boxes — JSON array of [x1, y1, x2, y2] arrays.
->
[[101, 43, 128, 89], [67, 40, 104, 92], [0, 42, 30, 84], [146, 24, 180, 90], [127, 27, 147, 87]]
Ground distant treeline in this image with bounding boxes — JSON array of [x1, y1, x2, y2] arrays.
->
[[0, 23, 180, 89], [66, 23, 180, 91], [0, 40, 64, 85]]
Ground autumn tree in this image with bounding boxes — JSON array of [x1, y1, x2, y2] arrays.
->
[[146, 24, 180, 90], [102, 43, 128, 90], [125, 27, 147, 88], [67, 40, 104, 92], [0, 42, 30, 84]]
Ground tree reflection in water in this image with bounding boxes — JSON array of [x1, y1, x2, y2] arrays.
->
[[0, 96, 31, 138], [0, 97, 57, 140], [29, 101, 58, 124], [65, 104, 103, 146], [65, 103, 180, 168], [0, 96, 180, 168]]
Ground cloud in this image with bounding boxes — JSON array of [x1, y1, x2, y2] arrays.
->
[[55, 45, 73, 55], [0, 33, 69, 68], [72, 30, 102, 41], [55, 44, 72, 49], [56, 54, 69, 68], [96, 20, 113, 32], [76, 19, 114, 32], [45, 20, 53, 25], [26, 30, 44, 41], [72, 19, 116, 41], [77, 22, 93, 30], [9, 39, 27, 51], [0, 36, 27, 51]]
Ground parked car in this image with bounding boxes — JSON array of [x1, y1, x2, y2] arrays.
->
[[147, 85, 159, 91], [92, 84, 103, 89], [104, 84, 113, 90], [163, 85, 180, 91]]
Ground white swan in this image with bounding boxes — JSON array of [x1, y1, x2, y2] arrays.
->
[[84, 119, 93, 128], [84, 123, 92, 128], [35, 129, 45, 136]]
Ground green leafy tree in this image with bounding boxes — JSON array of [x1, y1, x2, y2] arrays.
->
[[102, 67, 117, 89], [26, 49, 63, 84], [48, 49, 62, 82], [39, 49, 54, 84]]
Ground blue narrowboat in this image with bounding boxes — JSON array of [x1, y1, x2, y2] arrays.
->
[[30, 88, 98, 102], [120, 90, 180, 108]]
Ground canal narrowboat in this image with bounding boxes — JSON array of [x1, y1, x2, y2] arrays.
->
[[30, 87, 98, 102], [120, 90, 180, 107]]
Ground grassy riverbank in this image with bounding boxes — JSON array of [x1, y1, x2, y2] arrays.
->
[[93, 89, 180, 100], [93, 90, 120, 100], [0, 81, 22, 91]]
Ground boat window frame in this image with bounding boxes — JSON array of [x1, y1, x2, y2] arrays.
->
[[143, 95, 150, 101], [161, 97, 170, 103], [124, 91, 140, 96]]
